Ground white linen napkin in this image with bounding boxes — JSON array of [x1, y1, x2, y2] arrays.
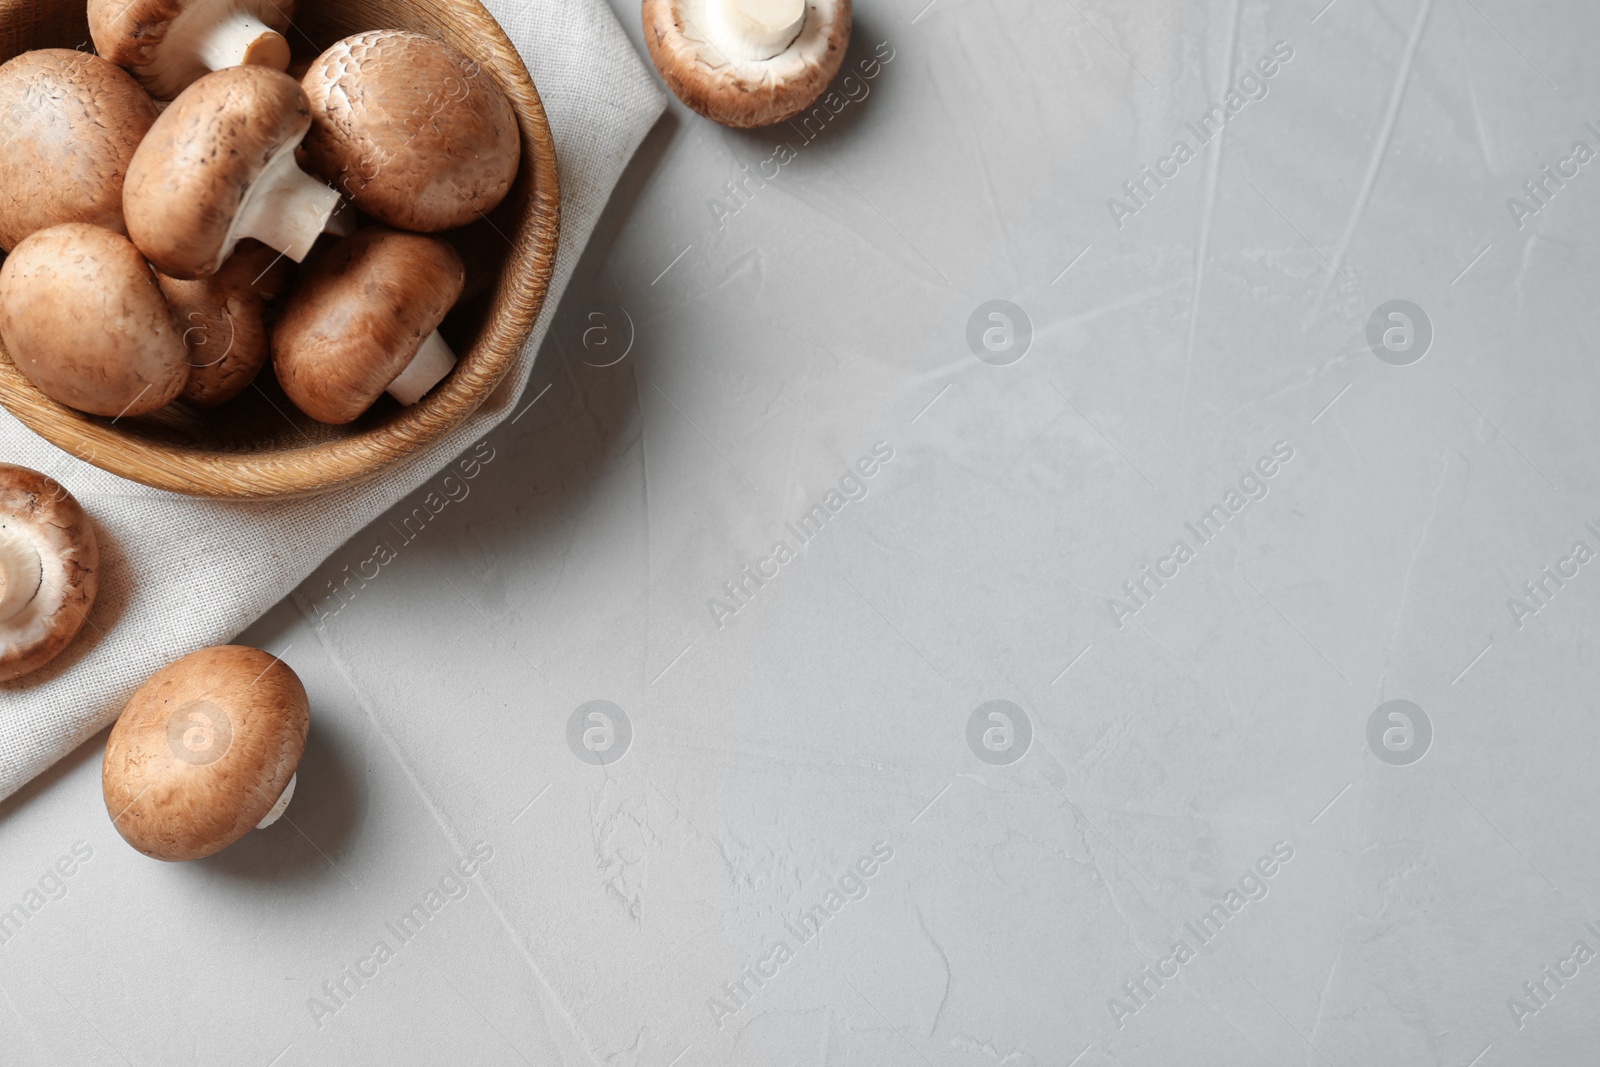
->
[[0, 0, 666, 802]]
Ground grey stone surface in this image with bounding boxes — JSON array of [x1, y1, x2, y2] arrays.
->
[[5, 0, 1600, 1064]]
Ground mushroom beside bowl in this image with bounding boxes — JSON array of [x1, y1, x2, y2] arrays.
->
[[0, 0, 560, 499]]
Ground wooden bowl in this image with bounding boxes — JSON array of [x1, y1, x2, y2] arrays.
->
[[0, 0, 560, 499]]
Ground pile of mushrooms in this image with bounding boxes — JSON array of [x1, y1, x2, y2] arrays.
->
[[0, 4, 524, 428], [0, 4, 527, 859]]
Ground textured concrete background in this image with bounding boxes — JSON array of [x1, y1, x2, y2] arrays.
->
[[5, 0, 1600, 1064]]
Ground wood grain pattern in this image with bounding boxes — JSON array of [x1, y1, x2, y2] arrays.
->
[[0, 0, 561, 499]]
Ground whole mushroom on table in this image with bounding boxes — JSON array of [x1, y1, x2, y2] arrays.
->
[[0, 464, 99, 683], [103, 646, 310, 861], [643, 0, 853, 128]]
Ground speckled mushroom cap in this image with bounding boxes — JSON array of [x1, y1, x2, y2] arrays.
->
[[89, 0, 296, 100], [273, 227, 465, 424], [123, 65, 316, 278], [643, 0, 851, 128], [0, 223, 189, 418], [159, 239, 295, 407], [0, 465, 98, 684], [0, 50, 159, 252], [103, 645, 309, 862], [299, 30, 522, 233]]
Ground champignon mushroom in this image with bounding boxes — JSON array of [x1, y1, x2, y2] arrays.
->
[[0, 224, 189, 418], [88, 0, 296, 101], [103, 645, 309, 862], [123, 65, 341, 279], [0, 465, 98, 684], [273, 227, 465, 424], [299, 30, 521, 233], [0, 50, 159, 252], [643, 0, 852, 128], [158, 239, 295, 407]]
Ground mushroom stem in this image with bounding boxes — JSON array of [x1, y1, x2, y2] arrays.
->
[[0, 525, 43, 625], [191, 12, 291, 75], [706, 0, 807, 61], [229, 141, 342, 264], [256, 772, 296, 829], [386, 330, 457, 406]]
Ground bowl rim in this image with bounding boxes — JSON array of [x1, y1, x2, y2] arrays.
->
[[0, 5, 561, 501]]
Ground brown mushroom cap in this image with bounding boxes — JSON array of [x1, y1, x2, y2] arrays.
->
[[273, 226, 465, 424], [0, 50, 159, 252], [0, 465, 98, 683], [103, 645, 309, 862], [89, 0, 296, 100], [0, 223, 189, 418], [299, 30, 522, 233], [643, 0, 852, 128], [124, 65, 326, 279], [159, 239, 295, 407]]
